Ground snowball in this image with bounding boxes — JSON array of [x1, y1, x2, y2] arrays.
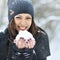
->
[[15, 30, 35, 42]]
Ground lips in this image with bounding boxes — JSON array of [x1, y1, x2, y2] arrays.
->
[[19, 27, 27, 30], [17, 25, 28, 31]]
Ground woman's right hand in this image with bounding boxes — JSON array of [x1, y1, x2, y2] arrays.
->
[[14, 38, 26, 49]]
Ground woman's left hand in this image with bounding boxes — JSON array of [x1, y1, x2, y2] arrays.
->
[[27, 38, 36, 49]]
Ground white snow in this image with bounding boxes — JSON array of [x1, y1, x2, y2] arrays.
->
[[47, 23, 60, 60], [15, 30, 35, 42], [0, 0, 60, 60]]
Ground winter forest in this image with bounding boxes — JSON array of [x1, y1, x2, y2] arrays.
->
[[0, 0, 60, 60]]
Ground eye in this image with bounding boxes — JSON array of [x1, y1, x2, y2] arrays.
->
[[26, 17, 32, 20], [15, 17, 22, 20]]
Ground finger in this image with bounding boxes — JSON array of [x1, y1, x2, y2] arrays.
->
[[25, 43, 29, 48], [30, 39, 36, 46], [16, 39, 23, 48], [20, 37, 24, 40], [28, 40, 35, 49], [27, 42, 32, 49], [18, 39, 26, 48], [13, 39, 16, 43], [18, 41, 24, 49]]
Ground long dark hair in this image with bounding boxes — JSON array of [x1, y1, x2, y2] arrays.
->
[[7, 18, 38, 41], [7, 18, 38, 59]]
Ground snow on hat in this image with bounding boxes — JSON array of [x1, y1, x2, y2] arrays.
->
[[8, 0, 34, 21]]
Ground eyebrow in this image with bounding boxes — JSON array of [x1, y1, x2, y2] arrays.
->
[[15, 15, 32, 18], [15, 15, 22, 17]]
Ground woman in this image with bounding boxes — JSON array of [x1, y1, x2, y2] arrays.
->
[[0, 0, 50, 60]]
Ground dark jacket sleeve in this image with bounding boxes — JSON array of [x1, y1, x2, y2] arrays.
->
[[34, 30, 50, 60], [0, 32, 9, 60]]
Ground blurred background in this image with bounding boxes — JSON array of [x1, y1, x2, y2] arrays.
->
[[0, 0, 60, 60]]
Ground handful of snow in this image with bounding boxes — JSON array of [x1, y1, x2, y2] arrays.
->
[[15, 30, 35, 42]]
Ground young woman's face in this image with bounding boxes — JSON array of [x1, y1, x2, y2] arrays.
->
[[14, 13, 32, 32]]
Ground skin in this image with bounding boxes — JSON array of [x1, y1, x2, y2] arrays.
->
[[14, 13, 36, 49]]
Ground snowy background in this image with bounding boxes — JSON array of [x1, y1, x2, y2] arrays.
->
[[0, 0, 60, 60]]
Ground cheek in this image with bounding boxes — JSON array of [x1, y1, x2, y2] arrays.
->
[[15, 20, 19, 25], [14, 18, 20, 24], [27, 20, 32, 28], [15, 24, 18, 31], [29, 21, 32, 26], [14, 20, 19, 31]]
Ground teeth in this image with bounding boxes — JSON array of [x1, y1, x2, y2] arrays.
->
[[20, 27, 26, 30]]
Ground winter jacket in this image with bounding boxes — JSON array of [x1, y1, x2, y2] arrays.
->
[[0, 27, 50, 60]]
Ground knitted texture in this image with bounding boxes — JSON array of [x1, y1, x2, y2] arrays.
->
[[8, 0, 34, 21]]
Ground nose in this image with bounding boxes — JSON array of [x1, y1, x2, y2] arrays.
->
[[19, 20, 26, 26]]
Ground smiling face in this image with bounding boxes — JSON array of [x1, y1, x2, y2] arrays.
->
[[14, 13, 32, 32]]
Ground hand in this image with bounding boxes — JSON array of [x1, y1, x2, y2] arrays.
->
[[14, 38, 26, 49], [27, 38, 36, 49]]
